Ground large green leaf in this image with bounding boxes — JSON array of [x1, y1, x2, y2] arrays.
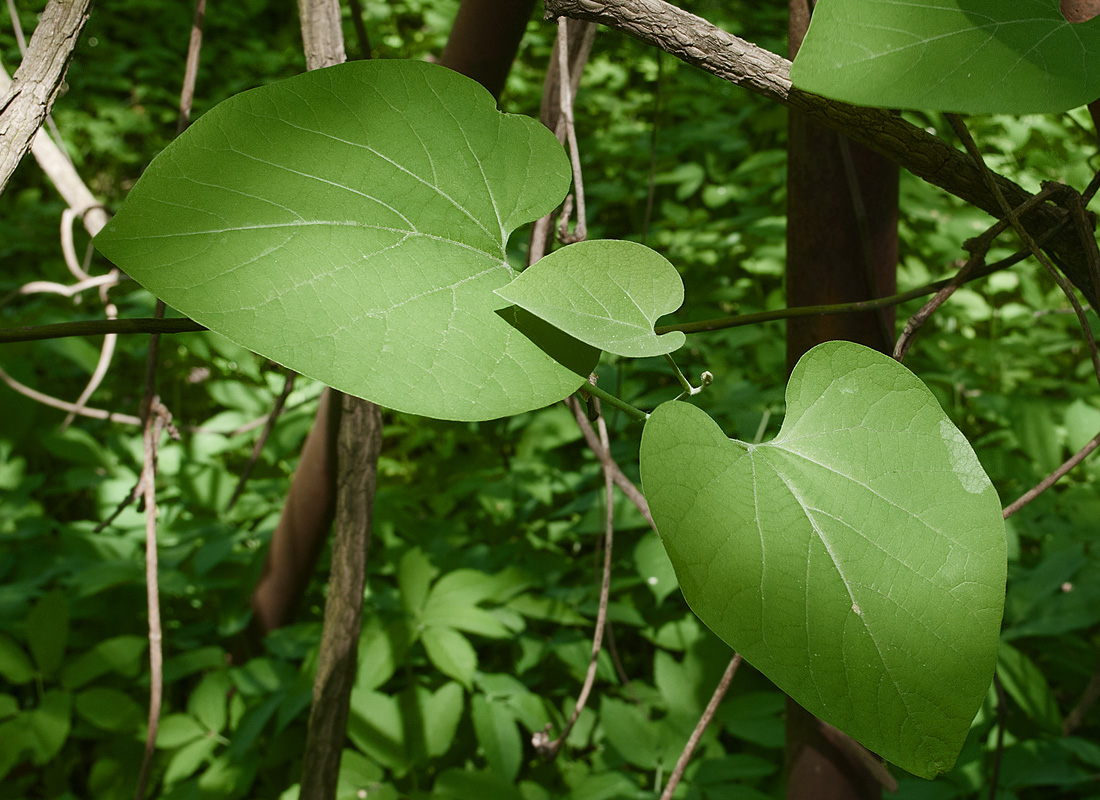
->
[[639, 341, 1006, 778], [791, 0, 1100, 113], [94, 60, 596, 421], [494, 239, 686, 357]]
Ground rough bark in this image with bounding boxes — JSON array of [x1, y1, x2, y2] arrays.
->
[[0, 0, 92, 195], [300, 397, 383, 800], [297, 0, 347, 70], [441, 0, 536, 101], [248, 389, 341, 639], [786, 86, 898, 361], [543, 0, 1100, 309]]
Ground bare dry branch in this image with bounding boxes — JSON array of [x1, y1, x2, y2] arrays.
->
[[0, 0, 91, 194]]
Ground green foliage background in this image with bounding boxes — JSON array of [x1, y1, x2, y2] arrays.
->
[[1, 0, 1099, 798]]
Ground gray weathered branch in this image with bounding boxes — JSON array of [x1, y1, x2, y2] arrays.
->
[[0, 0, 91, 195]]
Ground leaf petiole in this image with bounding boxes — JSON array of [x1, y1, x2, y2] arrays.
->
[[580, 381, 649, 422], [665, 354, 713, 400]]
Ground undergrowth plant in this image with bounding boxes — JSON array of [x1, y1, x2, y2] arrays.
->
[[5, 0, 1100, 797]]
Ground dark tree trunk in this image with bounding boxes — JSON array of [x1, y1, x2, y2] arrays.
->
[[784, 2, 897, 798]]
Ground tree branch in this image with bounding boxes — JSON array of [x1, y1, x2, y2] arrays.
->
[[0, 0, 91, 194], [542, 0, 1100, 308]]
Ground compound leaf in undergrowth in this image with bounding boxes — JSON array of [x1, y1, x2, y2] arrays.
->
[[494, 239, 686, 357], [790, 0, 1100, 113], [94, 60, 596, 421], [639, 341, 1006, 778]]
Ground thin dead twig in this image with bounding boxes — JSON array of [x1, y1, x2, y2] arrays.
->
[[566, 395, 655, 530], [528, 17, 595, 264], [555, 16, 587, 245], [226, 370, 297, 511], [538, 394, 617, 760], [133, 303, 167, 800], [1063, 661, 1100, 735], [135, 4, 207, 795], [658, 653, 742, 800], [1002, 427, 1100, 519], [947, 114, 1100, 394]]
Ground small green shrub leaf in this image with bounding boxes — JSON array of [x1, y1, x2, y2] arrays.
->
[[24, 690, 72, 765], [421, 627, 477, 688], [471, 695, 522, 781], [423, 682, 465, 759], [791, 0, 1100, 113], [639, 341, 1006, 777], [94, 60, 592, 421], [59, 635, 146, 690], [74, 687, 144, 732], [156, 714, 207, 749], [494, 240, 685, 357], [0, 632, 35, 684], [26, 592, 69, 678]]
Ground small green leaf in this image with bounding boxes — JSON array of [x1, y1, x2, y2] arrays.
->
[[423, 682, 465, 759], [75, 687, 144, 732], [94, 60, 590, 421], [599, 696, 661, 770], [163, 736, 218, 785], [59, 635, 147, 690], [472, 695, 522, 781], [398, 547, 436, 617], [791, 0, 1100, 113], [0, 632, 35, 684], [348, 689, 408, 772], [187, 671, 230, 734], [998, 642, 1062, 732], [633, 532, 678, 605], [354, 620, 398, 692], [421, 627, 477, 688], [639, 341, 1006, 778], [26, 592, 69, 678], [156, 714, 207, 748], [24, 690, 72, 765], [422, 604, 512, 639], [0, 694, 18, 720], [495, 239, 685, 357], [336, 748, 384, 798]]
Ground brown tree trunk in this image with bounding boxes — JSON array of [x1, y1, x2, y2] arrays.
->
[[784, 2, 896, 798], [441, 0, 536, 101]]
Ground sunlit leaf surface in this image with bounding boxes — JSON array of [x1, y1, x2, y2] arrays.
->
[[640, 341, 1006, 777], [95, 60, 595, 420], [791, 0, 1100, 113]]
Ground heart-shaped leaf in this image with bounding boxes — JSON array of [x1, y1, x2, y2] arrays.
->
[[94, 60, 597, 421], [639, 341, 1006, 778], [494, 240, 685, 357], [791, 0, 1100, 113]]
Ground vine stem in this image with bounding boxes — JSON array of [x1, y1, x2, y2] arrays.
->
[[0, 247, 1039, 345], [583, 380, 648, 422], [658, 653, 742, 800], [1002, 427, 1100, 518], [539, 396, 617, 760]]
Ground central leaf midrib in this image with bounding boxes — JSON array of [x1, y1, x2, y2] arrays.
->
[[750, 447, 920, 728]]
